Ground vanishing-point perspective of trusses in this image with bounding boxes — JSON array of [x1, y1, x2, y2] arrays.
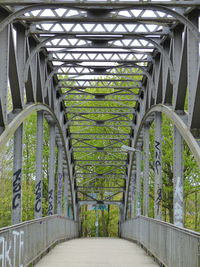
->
[[0, 0, 200, 266]]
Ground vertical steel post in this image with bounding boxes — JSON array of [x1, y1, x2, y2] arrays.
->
[[12, 124, 23, 224], [48, 122, 55, 215], [63, 166, 69, 217], [143, 124, 150, 217], [136, 149, 142, 216], [35, 111, 43, 218], [130, 169, 136, 218], [154, 112, 162, 220], [57, 145, 63, 216], [0, 22, 9, 133], [173, 126, 184, 227]]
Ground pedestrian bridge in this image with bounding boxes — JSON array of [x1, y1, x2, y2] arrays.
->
[[0, 0, 200, 266], [1, 215, 200, 266]]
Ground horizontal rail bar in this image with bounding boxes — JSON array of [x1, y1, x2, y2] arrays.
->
[[0, 215, 78, 266], [121, 216, 200, 267]]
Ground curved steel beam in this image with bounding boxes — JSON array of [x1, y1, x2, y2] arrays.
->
[[43, 61, 154, 96], [24, 34, 174, 84], [124, 104, 200, 218], [0, 103, 76, 218], [134, 105, 200, 167], [0, 4, 198, 40]]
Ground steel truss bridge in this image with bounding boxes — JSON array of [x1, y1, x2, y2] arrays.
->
[[0, 0, 199, 266]]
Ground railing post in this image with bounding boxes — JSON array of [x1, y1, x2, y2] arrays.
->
[[35, 111, 44, 218], [48, 122, 55, 215], [154, 112, 162, 220], [143, 123, 150, 217], [57, 144, 63, 216], [12, 124, 23, 224], [173, 126, 184, 227]]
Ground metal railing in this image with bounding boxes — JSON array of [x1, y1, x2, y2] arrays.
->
[[0, 215, 78, 266], [121, 216, 200, 267]]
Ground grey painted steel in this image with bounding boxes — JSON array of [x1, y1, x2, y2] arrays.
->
[[57, 145, 63, 216], [136, 150, 142, 216], [12, 124, 23, 225], [35, 111, 44, 219], [0, 0, 199, 243], [63, 167, 69, 217], [0, 103, 76, 219], [0, 3, 198, 40], [130, 170, 136, 218], [48, 123, 56, 216], [0, 22, 9, 130], [121, 216, 200, 267], [173, 126, 184, 227], [124, 104, 200, 218], [143, 124, 150, 217], [0, 215, 78, 267], [2, 1, 200, 6], [154, 112, 162, 220], [134, 105, 200, 168]]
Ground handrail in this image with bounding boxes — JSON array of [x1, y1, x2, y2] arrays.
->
[[0, 215, 79, 266], [121, 216, 200, 267], [0, 214, 75, 233], [125, 215, 200, 238]]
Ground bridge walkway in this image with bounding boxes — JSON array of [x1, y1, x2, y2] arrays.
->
[[36, 238, 158, 267]]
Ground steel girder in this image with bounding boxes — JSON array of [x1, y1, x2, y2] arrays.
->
[[0, 1, 199, 224]]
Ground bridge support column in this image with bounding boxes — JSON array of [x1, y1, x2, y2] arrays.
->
[[63, 166, 69, 217], [130, 169, 136, 218], [173, 126, 184, 227], [35, 111, 44, 218], [48, 122, 55, 215], [57, 144, 63, 216], [12, 124, 23, 224], [143, 124, 150, 217], [136, 146, 142, 216], [154, 112, 162, 220]]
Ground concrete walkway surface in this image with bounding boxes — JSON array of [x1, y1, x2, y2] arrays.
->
[[36, 238, 158, 267]]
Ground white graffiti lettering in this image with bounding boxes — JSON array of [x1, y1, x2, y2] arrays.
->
[[0, 231, 24, 267]]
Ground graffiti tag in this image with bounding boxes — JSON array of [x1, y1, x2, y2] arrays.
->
[[0, 230, 24, 267], [12, 169, 21, 210], [35, 181, 42, 213]]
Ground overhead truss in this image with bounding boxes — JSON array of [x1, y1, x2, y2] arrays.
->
[[0, 0, 199, 222]]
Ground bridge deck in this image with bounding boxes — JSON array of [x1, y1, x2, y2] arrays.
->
[[36, 238, 158, 267]]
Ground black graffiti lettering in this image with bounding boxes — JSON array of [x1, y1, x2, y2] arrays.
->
[[12, 169, 21, 209], [12, 194, 20, 209], [156, 188, 162, 202], [49, 189, 53, 200], [155, 160, 161, 174], [155, 141, 160, 151], [156, 151, 161, 159], [35, 199, 41, 213], [155, 140, 161, 174], [48, 203, 53, 215], [35, 181, 42, 212], [13, 184, 21, 193]]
